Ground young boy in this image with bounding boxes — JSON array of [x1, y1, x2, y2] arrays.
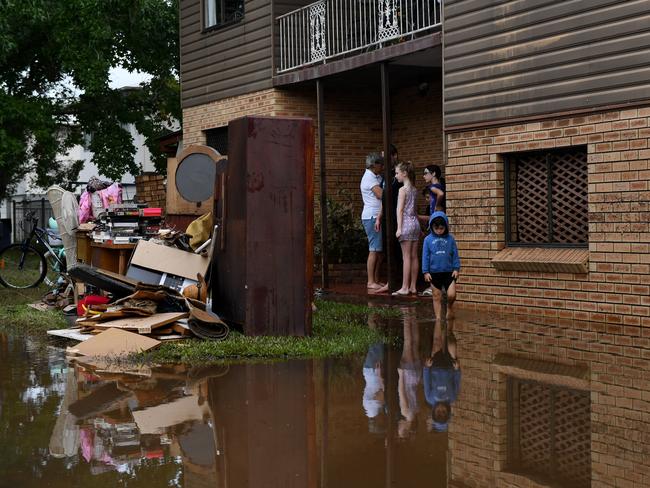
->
[[421, 211, 460, 321]]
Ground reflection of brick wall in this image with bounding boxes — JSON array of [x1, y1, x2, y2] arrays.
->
[[449, 312, 650, 488], [135, 173, 166, 210], [446, 107, 650, 323]]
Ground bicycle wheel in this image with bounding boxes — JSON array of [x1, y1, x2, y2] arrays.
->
[[0, 244, 47, 288]]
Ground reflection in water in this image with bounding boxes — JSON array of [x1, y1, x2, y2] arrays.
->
[[397, 307, 421, 439], [424, 318, 460, 433], [0, 312, 449, 488], [1, 304, 645, 488]]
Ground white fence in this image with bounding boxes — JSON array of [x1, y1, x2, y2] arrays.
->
[[277, 0, 441, 73]]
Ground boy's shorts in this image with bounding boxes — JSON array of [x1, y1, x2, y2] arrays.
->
[[362, 217, 383, 252], [430, 272, 456, 291]]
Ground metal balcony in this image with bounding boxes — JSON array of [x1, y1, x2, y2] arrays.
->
[[277, 0, 441, 73]]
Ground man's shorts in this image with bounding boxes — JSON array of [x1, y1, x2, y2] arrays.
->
[[430, 272, 456, 291], [362, 217, 383, 252]]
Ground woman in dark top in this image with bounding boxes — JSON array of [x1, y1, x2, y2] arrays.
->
[[423, 165, 445, 214]]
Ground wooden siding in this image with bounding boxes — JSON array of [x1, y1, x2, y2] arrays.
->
[[180, 0, 274, 108], [443, 0, 650, 128]]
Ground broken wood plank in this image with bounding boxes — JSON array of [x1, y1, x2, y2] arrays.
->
[[83, 312, 188, 334]]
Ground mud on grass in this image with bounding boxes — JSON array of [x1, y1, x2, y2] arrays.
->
[[141, 300, 402, 363]]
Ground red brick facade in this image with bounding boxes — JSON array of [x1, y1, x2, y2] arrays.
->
[[135, 173, 166, 211], [447, 106, 650, 324], [182, 84, 444, 219]]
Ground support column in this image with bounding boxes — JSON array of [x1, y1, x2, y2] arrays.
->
[[317, 79, 329, 290], [381, 63, 397, 290]]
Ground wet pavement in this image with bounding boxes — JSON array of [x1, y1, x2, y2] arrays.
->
[[1, 299, 649, 487]]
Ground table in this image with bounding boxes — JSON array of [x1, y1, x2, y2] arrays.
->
[[76, 233, 136, 275]]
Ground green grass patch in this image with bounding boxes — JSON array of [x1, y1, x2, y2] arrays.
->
[[141, 300, 402, 363], [0, 285, 67, 332]]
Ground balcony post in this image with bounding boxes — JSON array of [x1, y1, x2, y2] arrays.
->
[[317, 78, 329, 289], [381, 62, 398, 290]]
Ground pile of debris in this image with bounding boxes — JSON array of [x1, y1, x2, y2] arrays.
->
[[46, 226, 229, 357]]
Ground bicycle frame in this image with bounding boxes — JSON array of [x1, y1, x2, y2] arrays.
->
[[19, 216, 66, 272]]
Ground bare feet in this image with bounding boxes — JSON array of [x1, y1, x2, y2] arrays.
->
[[391, 289, 410, 296], [369, 284, 389, 294], [367, 283, 382, 290]]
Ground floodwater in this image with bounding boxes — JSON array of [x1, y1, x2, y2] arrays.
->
[[1, 300, 649, 488]]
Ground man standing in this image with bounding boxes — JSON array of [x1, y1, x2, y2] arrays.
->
[[361, 153, 387, 292]]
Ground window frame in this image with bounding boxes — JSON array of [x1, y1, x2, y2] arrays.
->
[[503, 147, 588, 249], [202, 0, 245, 32]]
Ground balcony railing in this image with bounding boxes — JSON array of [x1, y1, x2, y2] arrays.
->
[[277, 0, 441, 73]]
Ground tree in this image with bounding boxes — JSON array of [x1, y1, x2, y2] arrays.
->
[[0, 0, 180, 200]]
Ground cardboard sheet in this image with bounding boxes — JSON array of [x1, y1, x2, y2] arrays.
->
[[128, 239, 209, 280], [80, 312, 188, 334], [66, 327, 161, 357], [47, 328, 92, 342]]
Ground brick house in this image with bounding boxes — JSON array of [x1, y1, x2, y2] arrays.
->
[[180, 0, 650, 322]]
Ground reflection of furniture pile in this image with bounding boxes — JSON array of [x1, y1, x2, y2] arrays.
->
[[48, 360, 225, 476]]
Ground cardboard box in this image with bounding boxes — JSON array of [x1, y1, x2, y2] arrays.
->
[[126, 240, 210, 291]]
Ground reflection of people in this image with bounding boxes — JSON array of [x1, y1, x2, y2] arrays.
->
[[393, 162, 420, 296], [422, 212, 460, 321], [360, 153, 387, 292], [397, 307, 421, 439], [363, 342, 385, 421], [424, 320, 460, 433]]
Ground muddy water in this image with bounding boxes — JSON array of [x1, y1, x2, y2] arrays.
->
[[2, 301, 648, 487], [0, 304, 447, 488]]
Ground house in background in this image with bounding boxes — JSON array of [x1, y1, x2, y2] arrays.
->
[[181, 0, 650, 324], [0, 121, 158, 243]]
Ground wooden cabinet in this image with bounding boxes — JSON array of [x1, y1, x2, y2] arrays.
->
[[212, 116, 314, 336]]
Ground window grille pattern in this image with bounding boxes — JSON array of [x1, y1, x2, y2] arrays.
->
[[505, 148, 588, 246], [205, 127, 228, 156], [508, 378, 591, 488]]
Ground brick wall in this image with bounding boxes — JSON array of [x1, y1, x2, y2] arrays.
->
[[446, 106, 650, 324], [135, 173, 166, 210], [182, 83, 444, 219], [449, 311, 650, 488]]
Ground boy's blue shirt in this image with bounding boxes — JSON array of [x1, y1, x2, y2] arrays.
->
[[422, 233, 461, 273], [423, 366, 461, 406]]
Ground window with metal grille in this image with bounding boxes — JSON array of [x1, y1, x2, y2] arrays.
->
[[507, 378, 591, 488], [205, 126, 228, 156], [204, 0, 244, 29], [504, 148, 588, 247]]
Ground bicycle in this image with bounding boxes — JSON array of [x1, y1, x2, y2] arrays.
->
[[0, 211, 69, 289]]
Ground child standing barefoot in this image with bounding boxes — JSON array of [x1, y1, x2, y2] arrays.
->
[[422, 212, 461, 320], [393, 162, 420, 296]]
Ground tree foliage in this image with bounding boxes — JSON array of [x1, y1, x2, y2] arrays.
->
[[0, 0, 180, 200]]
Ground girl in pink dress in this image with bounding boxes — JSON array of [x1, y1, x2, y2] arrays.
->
[[393, 161, 420, 296]]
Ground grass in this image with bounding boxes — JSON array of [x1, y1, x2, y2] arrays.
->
[[140, 300, 402, 363], [0, 285, 67, 332], [0, 288, 402, 363]]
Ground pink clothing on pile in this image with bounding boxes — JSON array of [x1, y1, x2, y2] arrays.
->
[[399, 187, 420, 242]]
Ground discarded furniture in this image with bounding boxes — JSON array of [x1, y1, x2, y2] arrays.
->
[[76, 233, 135, 275], [212, 116, 314, 336]]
